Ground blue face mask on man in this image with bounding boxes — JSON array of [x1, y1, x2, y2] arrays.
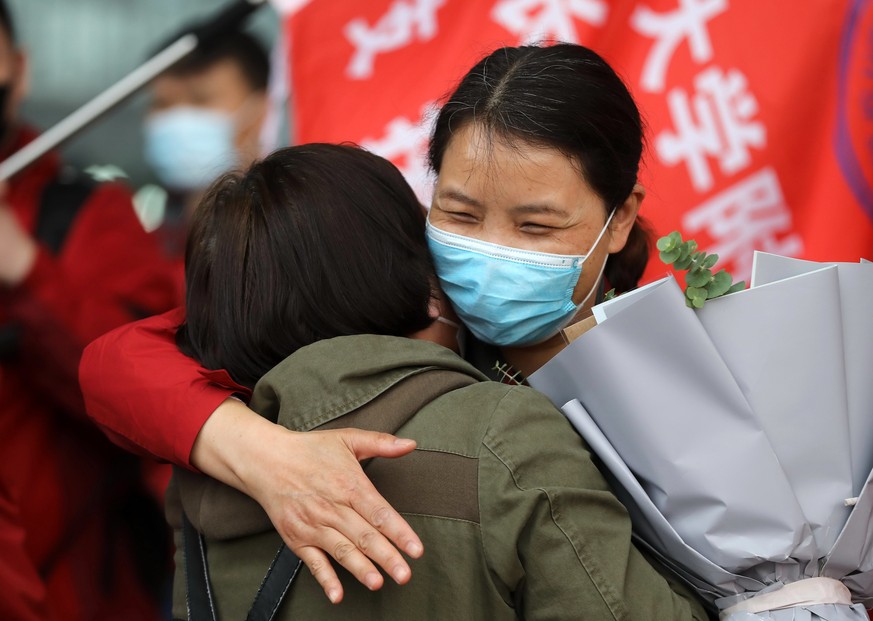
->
[[425, 211, 614, 347], [143, 106, 238, 192]]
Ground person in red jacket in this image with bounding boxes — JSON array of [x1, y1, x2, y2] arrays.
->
[[0, 3, 179, 619]]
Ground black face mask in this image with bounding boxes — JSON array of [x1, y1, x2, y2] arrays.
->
[[0, 83, 12, 145]]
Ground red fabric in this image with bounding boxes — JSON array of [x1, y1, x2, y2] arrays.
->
[[0, 487, 48, 621], [278, 0, 873, 284], [80, 307, 245, 469], [0, 127, 178, 621]]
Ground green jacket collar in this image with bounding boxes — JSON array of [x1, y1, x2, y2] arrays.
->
[[250, 335, 489, 432]]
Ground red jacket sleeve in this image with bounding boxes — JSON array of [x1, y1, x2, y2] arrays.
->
[[2, 182, 179, 417], [79, 307, 236, 469], [0, 487, 49, 621]]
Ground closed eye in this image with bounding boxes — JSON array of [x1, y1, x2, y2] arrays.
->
[[519, 222, 559, 234], [441, 209, 480, 223]]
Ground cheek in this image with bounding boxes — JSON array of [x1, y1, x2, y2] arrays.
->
[[570, 246, 609, 306]]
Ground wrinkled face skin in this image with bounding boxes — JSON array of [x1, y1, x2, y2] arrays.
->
[[429, 123, 641, 309], [148, 58, 266, 163]]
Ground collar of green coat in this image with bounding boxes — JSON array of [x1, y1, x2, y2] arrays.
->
[[249, 335, 489, 432]]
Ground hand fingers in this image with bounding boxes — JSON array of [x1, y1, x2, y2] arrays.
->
[[284, 503, 414, 587], [294, 546, 344, 604], [292, 527, 386, 593], [349, 484, 423, 561], [344, 429, 417, 460], [342, 430, 424, 560], [332, 506, 414, 585]]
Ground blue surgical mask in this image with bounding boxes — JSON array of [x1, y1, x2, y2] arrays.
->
[[143, 107, 238, 192], [426, 212, 613, 347]]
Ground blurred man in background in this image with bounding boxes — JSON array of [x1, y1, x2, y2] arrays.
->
[[0, 1, 179, 618], [139, 30, 270, 273]]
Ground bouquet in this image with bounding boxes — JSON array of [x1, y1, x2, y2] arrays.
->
[[528, 243, 873, 620]]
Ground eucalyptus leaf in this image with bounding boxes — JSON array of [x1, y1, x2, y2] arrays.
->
[[686, 268, 712, 288], [726, 281, 747, 294], [674, 257, 692, 270], [660, 248, 681, 264], [655, 231, 741, 309], [656, 236, 673, 251], [686, 286, 707, 305], [707, 270, 732, 297], [678, 244, 692, 261]]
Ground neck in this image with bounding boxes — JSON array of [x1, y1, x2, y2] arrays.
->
[[499, 306, 596, 377], [500, 332, 566, 377]]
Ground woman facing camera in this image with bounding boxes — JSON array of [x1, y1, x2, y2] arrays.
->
[[164, 143, 707, 620]]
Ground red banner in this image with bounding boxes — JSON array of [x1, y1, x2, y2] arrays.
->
[[278, 0, 873, 284]]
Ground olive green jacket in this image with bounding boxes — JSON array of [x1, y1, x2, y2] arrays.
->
[[167, 335, 710, 620]]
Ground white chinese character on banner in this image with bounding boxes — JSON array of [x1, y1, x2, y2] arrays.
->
[[656, 66, 765, 192], [630, 0, 727, 93], [345, 0, 445, 80], [683, 167, 804, 281], [491, 0, 608, 44], [361, 103, 438, 205]]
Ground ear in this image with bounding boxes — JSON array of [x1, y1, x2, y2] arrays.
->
[[427, 294, 441, 319], [606, 183, 645, 254]]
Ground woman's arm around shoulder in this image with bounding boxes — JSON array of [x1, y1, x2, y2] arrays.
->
[[478, 385, 711, 621], [80, 307, 228, 465], [79, 309, 426, 602]]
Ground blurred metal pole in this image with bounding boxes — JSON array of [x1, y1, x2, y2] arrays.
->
[[0, 0, 268, 180]]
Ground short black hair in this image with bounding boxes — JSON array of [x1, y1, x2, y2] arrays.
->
[[177, 144, 436, 389], [157, 31, 269, 92], [0, 0, 16, 45]]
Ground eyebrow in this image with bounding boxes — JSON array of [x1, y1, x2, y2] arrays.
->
[[437, 189, 484, 208], [507, 203, 570, 217], [438, 190, 569, 217]]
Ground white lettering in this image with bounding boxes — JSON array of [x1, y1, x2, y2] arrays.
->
[[656, 66, 765, 192], [683, 167, 804, 281], [631, 0, 727, 93], [492, 0, 608, 44], [344, 0, 446, 80], [361, 103, 438, 206]]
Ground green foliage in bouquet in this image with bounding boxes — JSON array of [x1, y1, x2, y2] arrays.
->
[[656, 231, 746, 308]]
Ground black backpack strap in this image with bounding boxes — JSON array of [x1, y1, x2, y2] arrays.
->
[[182, 510, 302, 621], [35, 167, 96, 254], [245, 545, 303, 621], [0, 168, 96, 362], [182, 510, 218, 621]]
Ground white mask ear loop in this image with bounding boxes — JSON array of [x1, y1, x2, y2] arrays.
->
[[435, 315, 465, 355], [573, 207, 618, 312], [586, 207, 617, 259], [575, 251, 609, 311], [436, 316, 461, 330]]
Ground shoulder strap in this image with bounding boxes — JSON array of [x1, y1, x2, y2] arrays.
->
[[0, 169, 95, 361], [182, 510, 216, 621], [183, 510, 303, 621], [245, 544, 303, 621], [317, 368, 478, 436], [35, 168, 96, 254]]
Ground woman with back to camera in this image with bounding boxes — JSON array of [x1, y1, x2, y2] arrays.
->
[[163, 142, 706, 619], [80, 43, 673, 607]]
